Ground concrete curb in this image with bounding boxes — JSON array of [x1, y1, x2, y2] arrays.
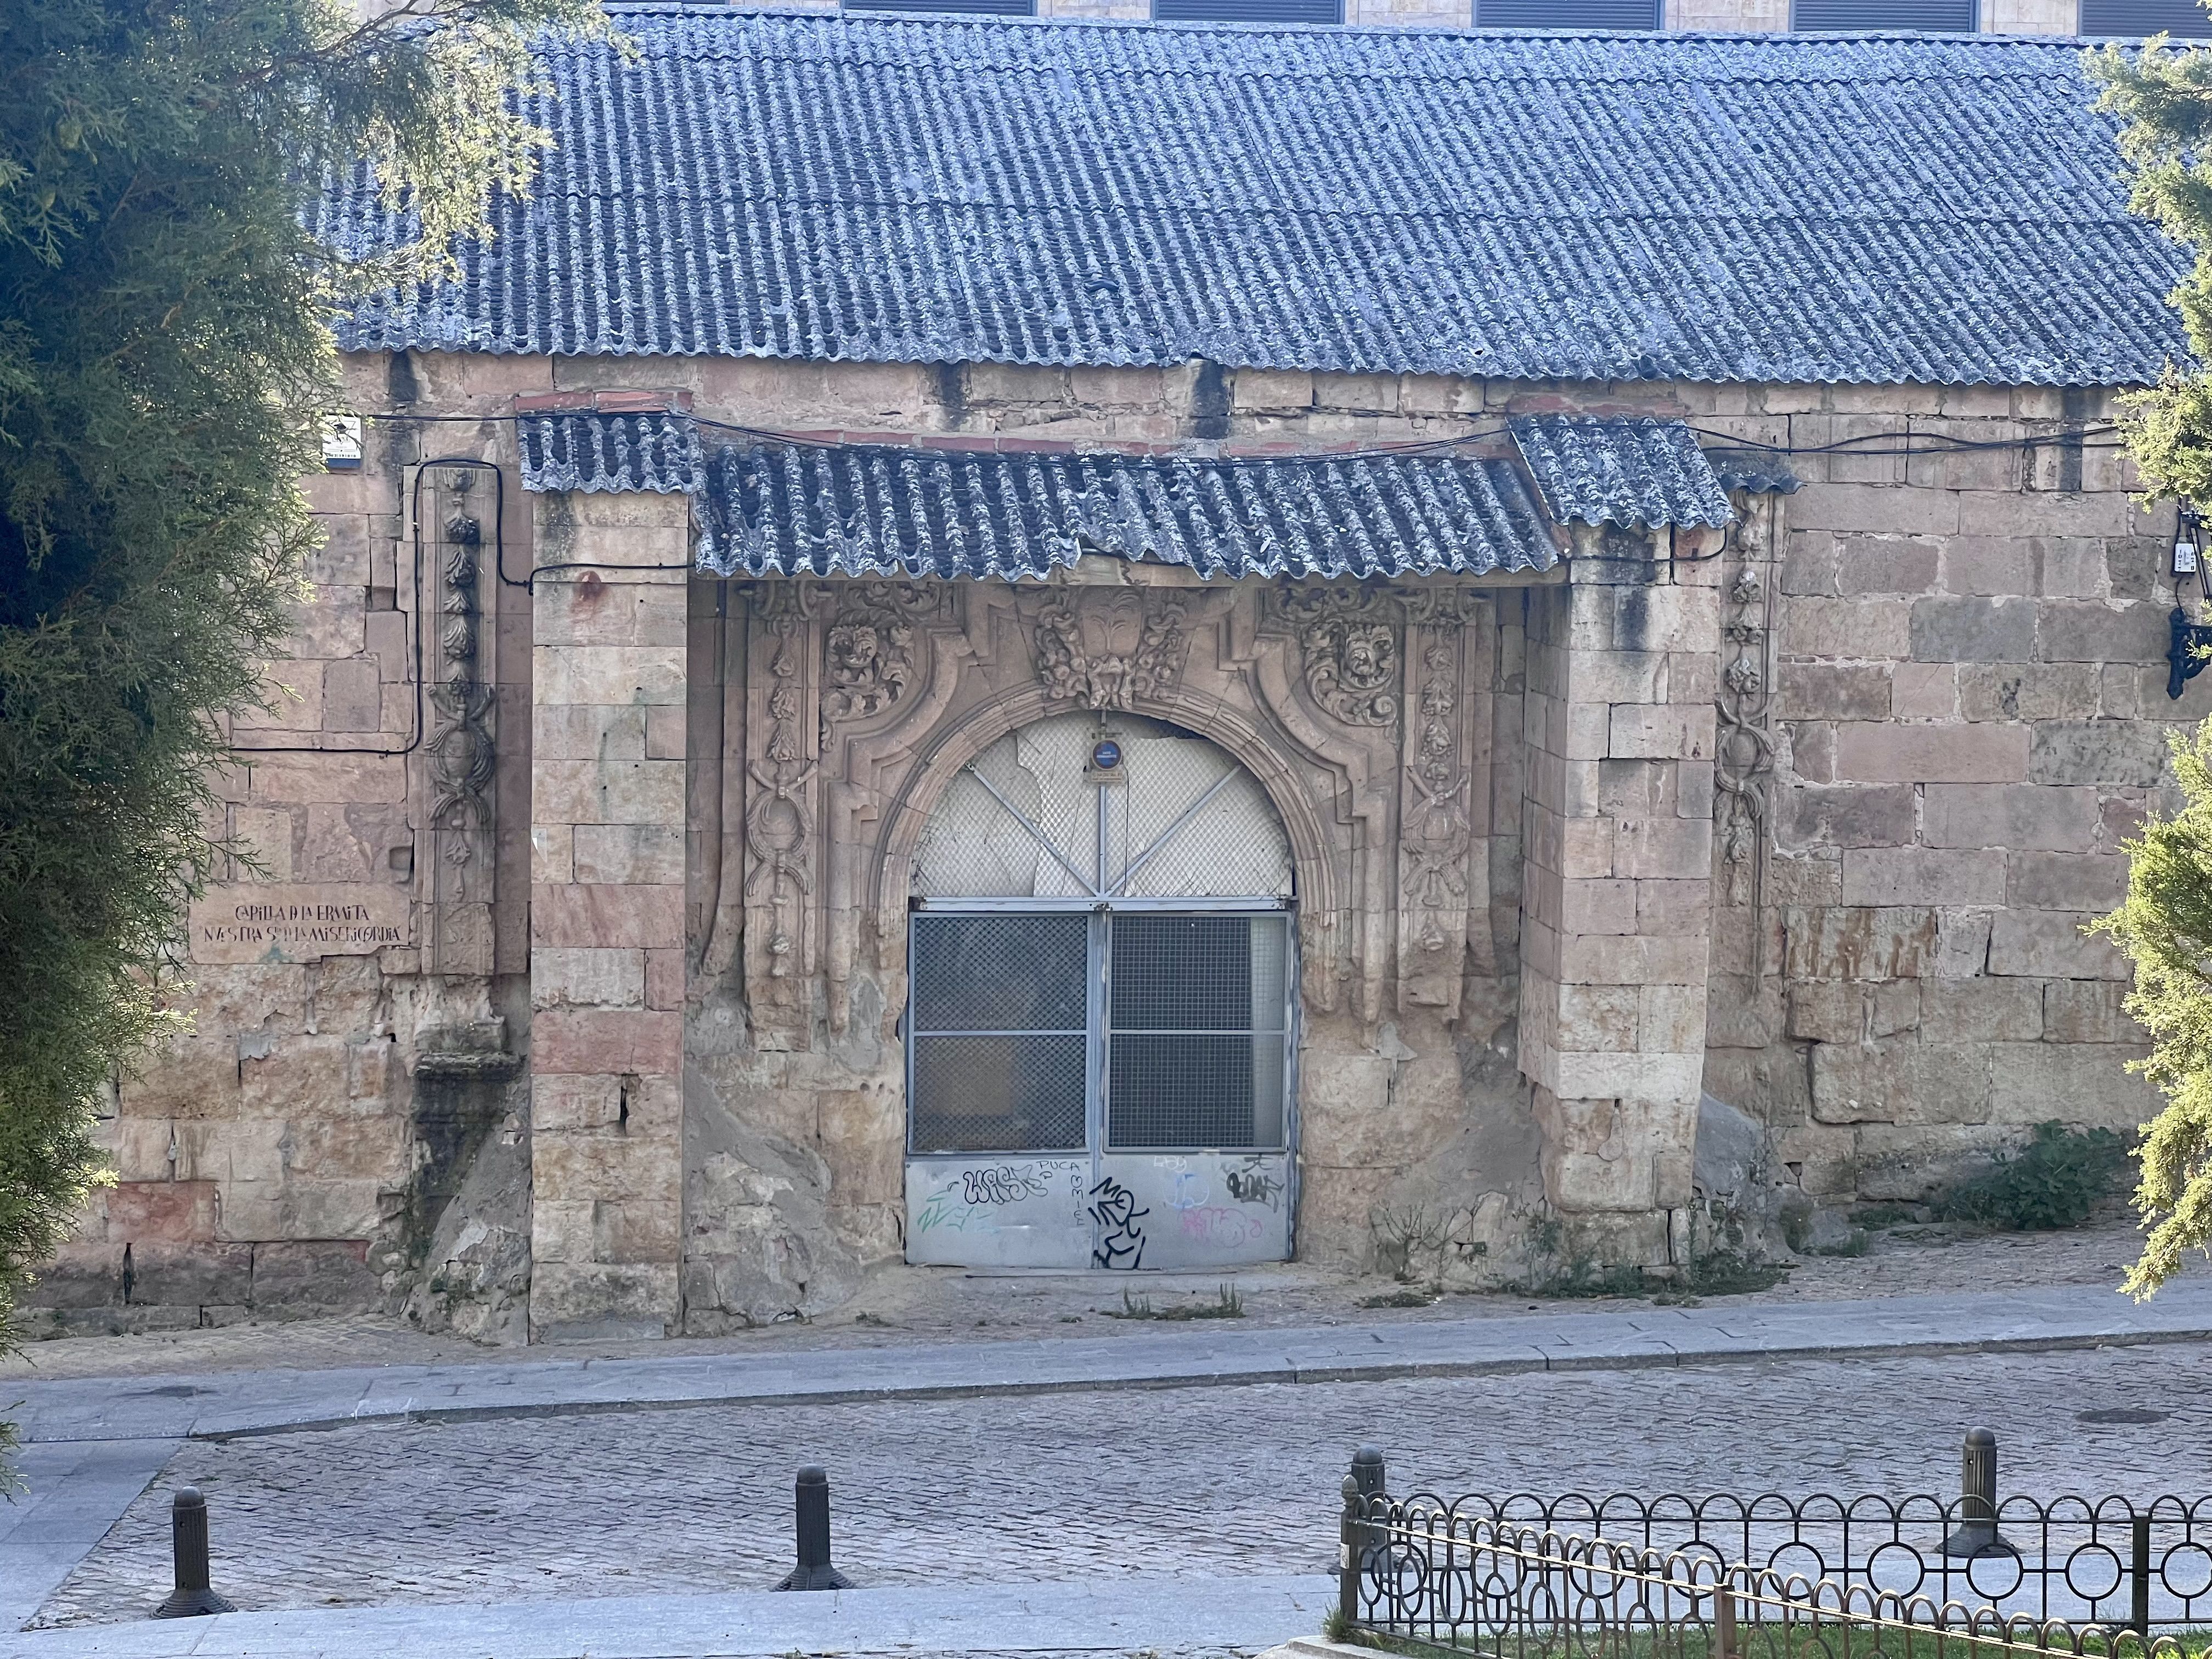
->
[[182, 1318, 2212, 1440]]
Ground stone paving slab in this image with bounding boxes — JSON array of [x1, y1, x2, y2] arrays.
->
[[13, 1281, 2211, 1447], [0, 1442, 182, 1634], [0, 1573, 1339, 1659]]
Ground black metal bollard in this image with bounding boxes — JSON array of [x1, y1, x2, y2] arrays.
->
[[1939, 1427, 2015, 1558], [773, 1466, 854, 1591], [152, 1488, 235, 1618], [1338, 1447, 1387, 1629]]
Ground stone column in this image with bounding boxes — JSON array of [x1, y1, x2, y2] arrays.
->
[[527, 490, 690, 1340], [1516, 546, 1724, 1263]]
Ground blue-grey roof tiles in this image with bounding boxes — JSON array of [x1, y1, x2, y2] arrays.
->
[[1509, 415, 1735, 528], [691, 442, 1562, 579], [323, 12, 2192, 388], [1704, 449, 1805, 495], [516, 410, 703, 493]]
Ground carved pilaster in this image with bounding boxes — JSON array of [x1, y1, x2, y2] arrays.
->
[[1715, 495, 1777, 980], [743, 582, 823, 1028], [1395, 588, 1488, 1013], [423, 465, 495, 976]]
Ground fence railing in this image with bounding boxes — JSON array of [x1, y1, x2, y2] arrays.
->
[[1338, 1499, 2192, 1659], [1333, 1434, 2212, 1637]]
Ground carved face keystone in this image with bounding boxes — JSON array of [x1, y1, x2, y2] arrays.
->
[[1341, 623, 1395, 691]]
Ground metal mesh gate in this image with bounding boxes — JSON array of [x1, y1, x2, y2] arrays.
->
[[905, 713, 1297, 1268], [908, 913, 1088, 1154], [1107, 913, 1288, 1150]]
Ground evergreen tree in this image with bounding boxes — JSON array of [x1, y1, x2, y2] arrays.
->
[[0, 0, 599, 1368], [2092, 32, 2212, 1294]]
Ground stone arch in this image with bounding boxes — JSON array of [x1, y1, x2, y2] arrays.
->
[[868, 682, 1349, 978]]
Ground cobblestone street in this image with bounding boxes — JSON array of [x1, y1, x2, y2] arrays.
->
[[32, 1341, 2204, 1627]]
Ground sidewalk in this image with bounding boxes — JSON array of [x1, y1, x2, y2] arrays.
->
[[14, 1278, 2212, 1447], [0, 1573, 1342, 1659]]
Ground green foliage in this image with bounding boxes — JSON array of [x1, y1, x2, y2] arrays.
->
[[0, 0, 601, 1376], [1934, 1121, 2133, 1233], [1359, 1287, 1440, 1310], [2090, 34, 2212, 501], [2093, 722, 2212, 1293], [1101, 1284, 1245, 1321]]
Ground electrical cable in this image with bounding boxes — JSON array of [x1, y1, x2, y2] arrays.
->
[[228, 455, 509, 756]]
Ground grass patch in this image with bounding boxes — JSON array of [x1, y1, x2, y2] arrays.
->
[[1361, 1287, 1441, 1310], [1102, 1284, 1244, 1321], [1935, 1120, 2133, 1232]]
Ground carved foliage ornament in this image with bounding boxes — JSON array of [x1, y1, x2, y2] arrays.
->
[[426, 469, 495, 864], [1716, 500, 1777, 925], [1034, 589, 1188, 710], [1282, 585, 1398, 726], [746, 585, 819, 975], [821, 581, 935, 738]]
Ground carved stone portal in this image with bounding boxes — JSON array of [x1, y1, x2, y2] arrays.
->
[[735, 574, 1497, 1035]]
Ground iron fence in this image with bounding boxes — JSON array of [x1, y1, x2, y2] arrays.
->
[[1337, 1435, 2212, 1643], [1338, 1505, 2188, 1659]]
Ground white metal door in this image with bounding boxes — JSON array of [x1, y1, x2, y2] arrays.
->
[[904, 715, 1297, 1270]]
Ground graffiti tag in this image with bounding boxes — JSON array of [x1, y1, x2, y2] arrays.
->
[[1179, 1204, 1265, 1248], [1090, 1176, 1149, 1269], [962, 1166, 1051, 1206], [1223, 1158, 1284, 1212]]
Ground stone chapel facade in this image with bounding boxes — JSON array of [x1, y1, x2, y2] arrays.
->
[[25, 13, 2202, 1338]]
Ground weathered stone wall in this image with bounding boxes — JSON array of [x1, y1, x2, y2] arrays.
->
[[28, 347, 2185, 1338], [1517, 537, 1726, 1266], [24, 352, 544, 1334], [527, 489, 691, 1340], [1701, 385, 2177, 1201]]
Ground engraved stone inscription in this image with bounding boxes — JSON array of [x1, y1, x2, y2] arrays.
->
[[189, 883, 412, 963]]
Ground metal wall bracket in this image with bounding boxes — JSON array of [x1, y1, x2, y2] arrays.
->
[[2169, 607, 2212, 701]]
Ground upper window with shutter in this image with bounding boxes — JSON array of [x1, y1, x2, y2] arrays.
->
[[1791, 0, 1978, 25], [1475, 0, 1661, 22], [1153, 0, 1343, 20], [844, 0, 1039, 13], [2081, 0, 2212, 35]]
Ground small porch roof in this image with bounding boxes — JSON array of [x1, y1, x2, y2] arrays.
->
[[513, 408, 1754, 580]]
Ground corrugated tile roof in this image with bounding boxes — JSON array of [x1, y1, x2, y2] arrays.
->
[[691, 442, 1561, 578], [1509, 415, 1734, 528], [1705, 449, 1804, 495], [322, 12, 2189, 387], [516, 410, 703, 493]]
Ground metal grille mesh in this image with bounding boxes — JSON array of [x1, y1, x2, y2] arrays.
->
[[913, 714, 1293, 901], [910, 915, 1087, 1153], [1108, 914, 1288, 1150]]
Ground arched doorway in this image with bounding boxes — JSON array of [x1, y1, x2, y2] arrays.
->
[[904, 712, 1297, 1269]]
